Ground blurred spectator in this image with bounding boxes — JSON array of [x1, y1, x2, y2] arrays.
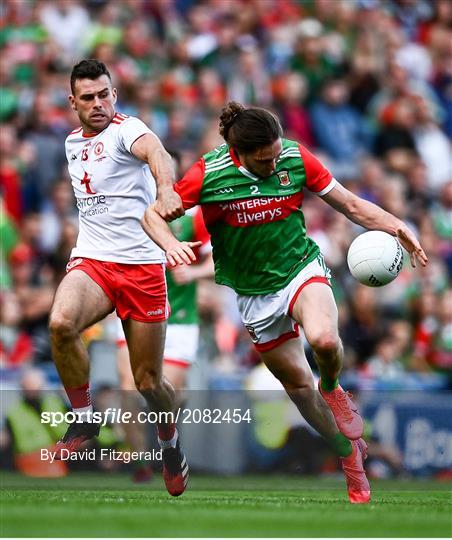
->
[[9, 214, 56, 364], [273, 72, 314, 147], [413, 289, 452, 373], [2, 367, 68, 477], [0, 199, 18, 288], [412, 97, 451, 191], [39, 179, 78, 255], [430, 182, 452, 277], [0, 123, 22, 223], [291, 23, 338, 103], [185, 4, 217, 62], [348, 29, 382, 115], [390, 25, 433, 82], [0, 290, 33, 367], [356, 157, 386, 204], [389, 0, 432, 42], [228, 43, 271, 106], [368, 61, 443, 132], [374, 97, 418, 174], [82, 2, 122, 57], [164, 106, 198, 152], [39, 1, 91, 59], [310, 78, 372, 179], [120, 19, 168, 80], [200, 13, 241, 83], [405, 159, 435, 224], [21, 90, 67, 200], [196, 68, 226, 112], [342, 285, 382, 367], [364, 336, 406, 379], [51, 220, 79, 283]]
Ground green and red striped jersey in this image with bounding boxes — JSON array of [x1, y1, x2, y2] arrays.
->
[[174, 138, 336, 295]]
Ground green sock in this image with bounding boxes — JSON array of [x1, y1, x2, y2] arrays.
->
[[329, 433, 352, 457], [320, 373, 339, 392]]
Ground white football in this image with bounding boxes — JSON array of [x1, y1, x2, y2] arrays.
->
[[347, 231, 403, 287]]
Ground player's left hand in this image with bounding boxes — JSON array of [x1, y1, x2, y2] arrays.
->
[[155, 188, 185, 221], [166, 241, 202, 267], [396, 226, 428, 268]]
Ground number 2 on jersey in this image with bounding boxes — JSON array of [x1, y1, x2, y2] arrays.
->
[[81, 172, 96, 194], [250, 185, 261, 195]]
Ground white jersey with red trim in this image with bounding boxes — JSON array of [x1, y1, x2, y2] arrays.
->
[[65, 113, 165, 264]]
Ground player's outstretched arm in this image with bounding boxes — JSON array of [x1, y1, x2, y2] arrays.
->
[[131, 132, 184, 220], [141, 205, 201, 266], [322, 183, 428, 268]]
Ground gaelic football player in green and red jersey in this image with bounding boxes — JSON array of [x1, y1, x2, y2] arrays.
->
[[141, 101, 428, 504]]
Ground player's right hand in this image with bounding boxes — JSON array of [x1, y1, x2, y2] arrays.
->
[[155, 188, 185, 221], [396, 226, 428, 268], [166, 241, 202, 267]]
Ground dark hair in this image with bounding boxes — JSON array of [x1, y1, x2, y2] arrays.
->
[[70, 59, 111, 95], [219, 101, 283, 154]]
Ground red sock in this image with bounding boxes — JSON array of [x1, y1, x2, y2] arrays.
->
[[157, 423, 176, 441], [65, 383, 91, 409]]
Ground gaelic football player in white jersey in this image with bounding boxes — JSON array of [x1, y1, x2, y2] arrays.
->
[[49, 60, 194, 496]]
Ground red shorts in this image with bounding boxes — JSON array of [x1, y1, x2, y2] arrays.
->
[[66, 258, 169, 323]]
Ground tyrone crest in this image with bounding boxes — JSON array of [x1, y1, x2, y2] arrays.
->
[[94, 142, 104, 156], [277, 170, 291, 186]]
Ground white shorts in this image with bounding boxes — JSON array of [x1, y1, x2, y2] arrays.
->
[[164, 323, 199, 368], [116, 318, 198, 368], [236, 255, 331, 353]]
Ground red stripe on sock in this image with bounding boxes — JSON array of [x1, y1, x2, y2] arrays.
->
[[158, 423, 176, 441], [65, 383, 91, 409]]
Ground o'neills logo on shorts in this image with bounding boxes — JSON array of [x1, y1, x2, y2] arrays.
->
[[245, 324, 259, 343], [66, 258, 83, 272], [147, 308, 163, 316]]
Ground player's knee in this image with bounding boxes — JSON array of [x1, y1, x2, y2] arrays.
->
[[282, 380, 315, 395], [48, 313, 78, 342], [309, 332, 341, 357], [134, 369, 161, 394]]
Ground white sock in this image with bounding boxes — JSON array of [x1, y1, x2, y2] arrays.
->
[[158, 429, 178, 449], [73, 405, 93, 422]]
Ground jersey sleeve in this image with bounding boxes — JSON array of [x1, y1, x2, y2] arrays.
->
[[298, 144, 336, 196], [117, 117, 152, 154], [174, 159, 206, 209], [193, 206, 211, 254]]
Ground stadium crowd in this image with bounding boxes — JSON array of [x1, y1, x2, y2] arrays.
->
[[1, 0, 451, 386]]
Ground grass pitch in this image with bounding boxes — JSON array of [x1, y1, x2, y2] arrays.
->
[[1, 472, 451, 537]]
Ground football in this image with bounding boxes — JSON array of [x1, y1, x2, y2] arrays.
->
[[347, 231, 404, 287]]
